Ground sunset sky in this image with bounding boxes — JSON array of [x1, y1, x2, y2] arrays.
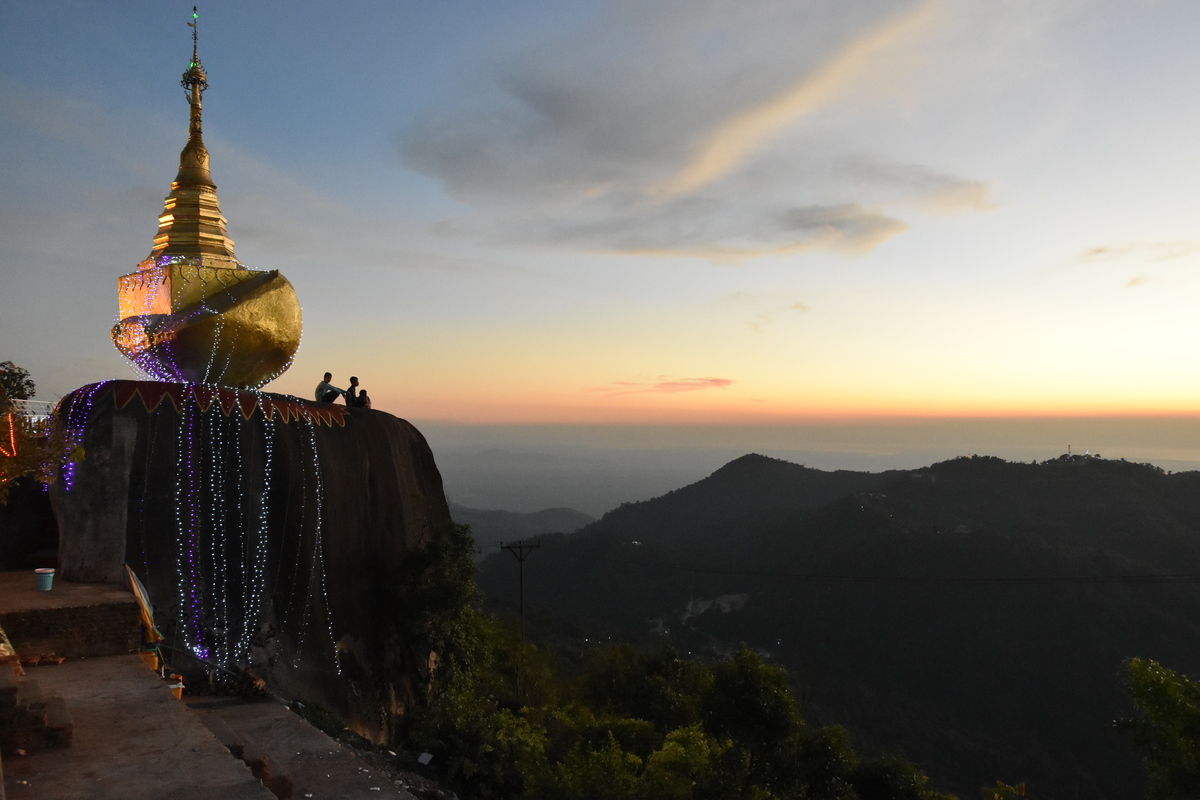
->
[[4, 0, 1200, 489]]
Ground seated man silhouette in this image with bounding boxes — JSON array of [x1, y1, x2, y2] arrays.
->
[[345, 376, 370, 408], [314, 372, 344, 404]]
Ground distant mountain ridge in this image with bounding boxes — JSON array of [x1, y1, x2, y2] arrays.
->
[[449, 502, 594, 560], [476, 453, 1200, 799]]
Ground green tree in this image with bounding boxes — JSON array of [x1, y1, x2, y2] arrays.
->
[[527, 732, 642, 800], [1120, 657, 1200, 798], [396, 524, 552, 798], [639, 724, 731, 800], [849, 755, 953, 800], [0, 361, 35, 407], [582, 644, 708, 731], [405, 612, 549, 799], [981, 780, 1025, 799], [699, 644, 802, 793], [0, 362, 60, 504], [794, 725, 859, 799]]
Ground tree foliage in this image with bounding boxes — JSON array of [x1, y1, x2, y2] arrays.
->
[[1120, 657, 1200, 798], [0, 361, 35, 406], [474, 452, 1200, 796], [0, 361, 60, 504], [980, 781, 1025, 799], [401, 582, 958, 800]]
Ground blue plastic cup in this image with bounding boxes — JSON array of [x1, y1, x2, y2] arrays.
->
[[34, 568, 54, 591]]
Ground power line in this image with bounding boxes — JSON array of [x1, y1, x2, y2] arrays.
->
[[528, 548, 1200, 586]]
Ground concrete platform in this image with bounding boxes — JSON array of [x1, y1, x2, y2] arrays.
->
[[0, 571, 133, 614], [0, 572, 140, 660], [186, 696, 419, 799], [2, 656, 272, 800], [0, 574, 430, 800]]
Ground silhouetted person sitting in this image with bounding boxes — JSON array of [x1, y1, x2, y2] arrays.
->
[[346, 378, 373, 408], [314, 372, 344, 404]]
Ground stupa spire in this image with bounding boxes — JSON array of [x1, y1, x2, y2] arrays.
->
[[176, 6, 212, 187], [142, 6, 236, 268]]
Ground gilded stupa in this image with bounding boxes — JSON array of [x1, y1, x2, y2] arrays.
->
[[112, 8, 302, 390]]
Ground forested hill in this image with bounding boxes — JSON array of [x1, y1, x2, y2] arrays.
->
[[448, 502, 594, 561], [476, 453, 1200, 799], [583, 454, 895, 548]]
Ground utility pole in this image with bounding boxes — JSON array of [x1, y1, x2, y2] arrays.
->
[[500, 540, 540, 700], [500, 540, 541, 629]]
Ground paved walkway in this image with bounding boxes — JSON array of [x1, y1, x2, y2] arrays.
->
[[0, 572, 427, 800], [3, 656, 273, 800], [186, 696, 419, 799], [2, 656, 424, 800]]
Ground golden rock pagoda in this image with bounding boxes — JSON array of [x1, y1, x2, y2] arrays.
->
[[112, 8, 301, 390]]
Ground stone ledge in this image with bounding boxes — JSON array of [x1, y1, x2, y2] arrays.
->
[[0, 573, 140, 661]]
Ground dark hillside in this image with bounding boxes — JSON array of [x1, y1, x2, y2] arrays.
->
[[477, 454, 1200, 799], [589, 453, 892, 548], [449, 502, 593, 561]]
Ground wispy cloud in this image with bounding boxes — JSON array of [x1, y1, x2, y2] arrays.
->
[[554, 201, 909, 262], [399, 0, 992, 261], [589, 376, 735, 395], [840, 159, 995, 213], [1076, 241, 1200, 263], [656, 0, 944, 197]]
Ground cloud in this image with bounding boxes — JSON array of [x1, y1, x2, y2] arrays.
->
[[840, 159, 995, 213], [398, 0, 991, 260], [1076, 241, 1200, 263], [720, 293, 811, 332], [589, 376, 735, 395], [656, 0, 944, 197], [530, 200, 909, 261], [830, 157, 998, 214]]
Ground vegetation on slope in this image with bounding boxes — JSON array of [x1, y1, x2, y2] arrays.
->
[[475, 454, 1200, 798], [397, 522, 957, 799], [1120, 658, 1200, 799]]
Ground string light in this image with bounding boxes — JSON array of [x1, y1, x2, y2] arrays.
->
[[55, 381, 110, 492], [0, 413, 15, 458], [203, 394, 231, 666], [113, 255, 300, 390], [235, 408, 274, 660], [59, 380, 342, 679]]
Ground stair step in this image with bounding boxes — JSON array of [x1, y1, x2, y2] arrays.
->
[[0, 666, 16, 708], [16, 680, 44, 712], [0, 680, 48, 729], [234, 736, 294, 800], [0, 698, 47, 729], [44, 695, 73, 747], [196, 709, 242, 756]]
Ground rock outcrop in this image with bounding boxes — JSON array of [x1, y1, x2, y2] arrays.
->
[[50, 381, 452, 742]]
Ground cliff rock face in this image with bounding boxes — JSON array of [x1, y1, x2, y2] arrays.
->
[[50, 381, 452, 742]]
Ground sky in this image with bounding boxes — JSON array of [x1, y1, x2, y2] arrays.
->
[[3, 0, 1200, 509]]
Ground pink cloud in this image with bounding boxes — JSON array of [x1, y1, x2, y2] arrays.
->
[[588, 376, 735, 395]]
